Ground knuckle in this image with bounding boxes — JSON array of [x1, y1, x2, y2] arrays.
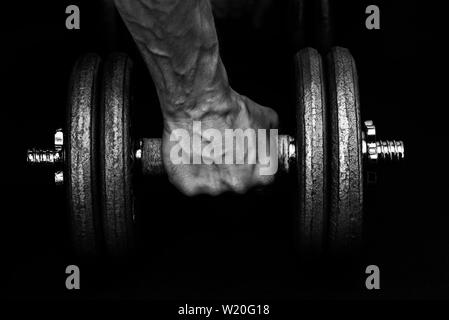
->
[[170, 175, 202, 197], [179, 183, 200, 197], [257, 172, 275, 187], [225, 175, 248, 194], [231, 181, 248, 194]]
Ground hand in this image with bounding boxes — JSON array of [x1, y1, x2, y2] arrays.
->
[[162, 89, 279, 196]]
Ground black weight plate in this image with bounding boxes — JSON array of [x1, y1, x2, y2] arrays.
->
[[66, 54, 102, 256], [326, 47, 364, 254], [295, 48, 327, 255], [100, 53, 135, 256]]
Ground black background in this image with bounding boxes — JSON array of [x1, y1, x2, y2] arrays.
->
[[0, 0, 447, 304]]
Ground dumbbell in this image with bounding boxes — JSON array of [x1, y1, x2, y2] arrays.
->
[[26, 49, 404, 257]]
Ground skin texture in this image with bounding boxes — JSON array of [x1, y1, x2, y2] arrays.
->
[[114, 0, 279, 195]]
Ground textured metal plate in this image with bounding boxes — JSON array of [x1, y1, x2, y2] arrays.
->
[[100, 53, 135, 256], [295, 48, 327, 255], [66, 54, 102, 256], [327, 47, 364, 254]]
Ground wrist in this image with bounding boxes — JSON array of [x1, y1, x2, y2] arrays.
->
[[163, 87, 242, 125]]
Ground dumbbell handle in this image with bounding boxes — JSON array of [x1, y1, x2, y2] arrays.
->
[[136, 135, 296, 176]]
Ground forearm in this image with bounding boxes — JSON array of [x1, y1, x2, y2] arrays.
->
[[114, 0, 233, 120]]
